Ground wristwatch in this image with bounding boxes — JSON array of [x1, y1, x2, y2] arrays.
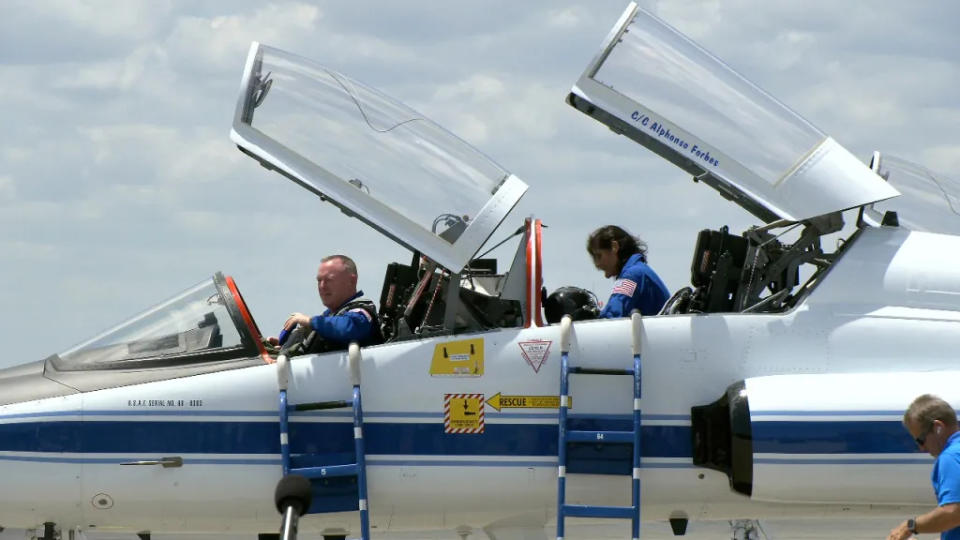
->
[[907, 517, 918, 534]]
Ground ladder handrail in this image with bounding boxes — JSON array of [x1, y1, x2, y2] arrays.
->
[[348, 342, 362, 387], [631, 310, 643, 356], [560, 315, 573, 353], [277, 353, 291, 392]]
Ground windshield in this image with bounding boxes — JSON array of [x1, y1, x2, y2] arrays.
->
[[874, 155, 960, 235], [231, 43, 527, 272], [53, 274, 257, 371]]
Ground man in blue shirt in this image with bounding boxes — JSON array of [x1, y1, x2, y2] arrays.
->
[[889, 394, 960, 540], [278, 255, 383, 353], [587, 225, 669, 318]]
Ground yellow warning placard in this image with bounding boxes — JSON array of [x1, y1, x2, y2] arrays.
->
[[430, 338, 484, 377], [485, 392, 569, 412], [444, 393, 485, 433]]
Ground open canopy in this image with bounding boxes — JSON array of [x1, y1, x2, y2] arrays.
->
[[874, 155, 960, 235], [230, 42, 527, 273], [568, 2, 899, 223]]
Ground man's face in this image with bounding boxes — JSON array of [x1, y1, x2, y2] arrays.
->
[[908, 418, 947, 457], [316, 258, 357, 310]]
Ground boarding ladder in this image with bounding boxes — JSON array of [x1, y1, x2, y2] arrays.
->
[[556, 313, 643, 540], [276, 343, 371, 540]]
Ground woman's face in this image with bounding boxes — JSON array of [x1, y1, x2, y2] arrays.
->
[[591, 241, 620, 278]]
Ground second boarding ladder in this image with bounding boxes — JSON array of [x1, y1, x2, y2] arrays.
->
[[556, 312, 643, 540]]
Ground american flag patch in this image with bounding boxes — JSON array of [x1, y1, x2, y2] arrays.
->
[[349, 308, 373, 321], [612, 279, 637, 297]]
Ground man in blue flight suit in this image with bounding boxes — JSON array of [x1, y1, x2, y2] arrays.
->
[[587, 225, 670, 318], [278, 254, 383, 353], [889, 394, 960, 540]]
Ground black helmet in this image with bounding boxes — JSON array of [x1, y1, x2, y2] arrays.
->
[[544, 286, 600, 324]]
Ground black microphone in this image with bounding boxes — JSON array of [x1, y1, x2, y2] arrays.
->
[[274, 474, 313, 540]]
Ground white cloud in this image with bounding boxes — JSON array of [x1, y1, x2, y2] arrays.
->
[[0, 66, 74, 111], [173, 209, 224, 231], [655, 0, 722, 40], [79, 124, 177, 165], [0, 175, 15, 201], [77, 124, 243, 186], [434, 74, 506, 101], [45, 0, 170, 40], [923, 145, 960, 175], [1, 146, 30, 162], [2, 239, 59, 263], [165, 3, 322, 72], [430, 75, 559, 145], [444, 112, 490, 145], [547, 7, 584, 29], [54, 46, 164, 91], [164, 135, 243, 185], [0, 200, 60, 222]]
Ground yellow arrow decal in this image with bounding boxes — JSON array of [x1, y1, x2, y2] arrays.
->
[[485, 392, 567, 412]]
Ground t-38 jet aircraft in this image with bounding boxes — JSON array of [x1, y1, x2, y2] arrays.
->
[[2, 3, 958, 539]]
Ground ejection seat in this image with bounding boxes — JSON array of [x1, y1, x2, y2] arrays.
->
[[660, 226, 750, 315], [376, 218, 546, 341]]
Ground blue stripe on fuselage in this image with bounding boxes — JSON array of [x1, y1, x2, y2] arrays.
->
[[752, 419, 917, 454], [0, 418, 690, 457], [0, 418, 921, 457]]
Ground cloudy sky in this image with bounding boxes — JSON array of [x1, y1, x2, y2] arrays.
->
[[1, 0, 958, 366]]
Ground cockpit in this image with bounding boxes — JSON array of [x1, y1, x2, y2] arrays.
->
[[230, 42, 541, 341], [225, 14, 952, 327], [226, 8, 905, 329], [565, 4, 908, 316]]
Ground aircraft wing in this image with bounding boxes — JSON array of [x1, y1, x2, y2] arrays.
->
[[568, 2, 900, 223]]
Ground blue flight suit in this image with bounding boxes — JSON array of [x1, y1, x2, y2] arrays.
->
[[599, 253, 669, 318], [933, 431, 960, 540], [308, 290, 383, 350]]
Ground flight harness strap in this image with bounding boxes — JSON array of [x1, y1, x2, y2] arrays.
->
[[556, 312, 643, 540]]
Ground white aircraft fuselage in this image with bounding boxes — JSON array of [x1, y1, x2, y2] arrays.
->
[[0, 225, 952, 535], [2, 3, 954, 538]]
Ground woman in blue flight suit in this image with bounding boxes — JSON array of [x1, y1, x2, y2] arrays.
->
[[587, 225, 670, 318]]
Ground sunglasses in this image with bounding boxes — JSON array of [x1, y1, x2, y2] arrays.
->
[[916, 423, 936, 447]]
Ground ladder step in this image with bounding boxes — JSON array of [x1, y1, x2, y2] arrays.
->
[[566, 430, 635, 443], [562, 504, 636, 519], [291, 463, 358, 479], [290, 399, 353, 411], [569, 367, 634, 376]]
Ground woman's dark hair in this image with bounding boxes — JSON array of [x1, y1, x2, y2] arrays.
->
[[586, 225, 648, 272]]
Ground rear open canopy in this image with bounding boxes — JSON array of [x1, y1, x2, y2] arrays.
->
[[568, 3, 899, 222]]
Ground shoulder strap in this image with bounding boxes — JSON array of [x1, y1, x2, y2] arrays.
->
[[335, 297, 378, 317], [334, 297, 384, 346]]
